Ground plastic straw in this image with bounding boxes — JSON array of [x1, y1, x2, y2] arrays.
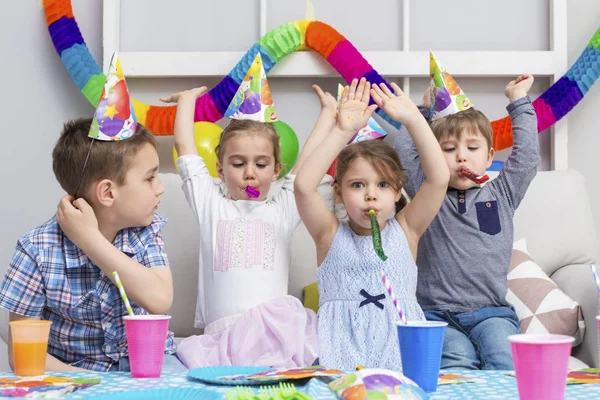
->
[[379, 271, 406, 324], [113, 271, 134, 316]]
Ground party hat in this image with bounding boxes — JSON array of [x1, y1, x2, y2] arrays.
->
[[337, 84, 386, 143], [89, 54, 137, 140], [429, 51, 473, 120], [225, 53, 277, 122]]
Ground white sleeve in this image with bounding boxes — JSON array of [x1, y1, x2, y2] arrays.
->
[[272, 173, 335, 234], [177, 155, 222, 223]]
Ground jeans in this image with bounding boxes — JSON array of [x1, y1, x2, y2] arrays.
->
[[424, 306, 520, 370], [109, 354, 188, 373]]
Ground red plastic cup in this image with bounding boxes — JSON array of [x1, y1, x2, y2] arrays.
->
[[509, 334, 574, 400], [124, 315, 171, 378]]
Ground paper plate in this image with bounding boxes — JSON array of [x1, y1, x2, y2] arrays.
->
[[188, 366, 275, 386]]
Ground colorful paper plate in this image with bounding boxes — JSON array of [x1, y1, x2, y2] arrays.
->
[[188, 366, 275, 386], [86, 387, 220, 400]]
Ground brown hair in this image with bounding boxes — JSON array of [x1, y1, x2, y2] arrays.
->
[[52, 117, 158, 197], [430, 108, 493, 149], [215, 120, 281, 167], [336, 140, 408, 212]]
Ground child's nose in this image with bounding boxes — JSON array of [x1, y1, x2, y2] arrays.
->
[[244, 165, 256, 179]]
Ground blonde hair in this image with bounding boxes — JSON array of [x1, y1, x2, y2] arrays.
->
[[215, 120, 281, 167], [430, 108, 493, 149]]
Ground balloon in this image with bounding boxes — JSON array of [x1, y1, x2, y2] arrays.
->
[[173, 122, 223, 178], [273, 120, 299, 179]]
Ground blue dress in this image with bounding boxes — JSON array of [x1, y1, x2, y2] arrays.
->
[[317, 218, 424, 370]]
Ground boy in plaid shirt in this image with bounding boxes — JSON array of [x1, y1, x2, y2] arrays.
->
[[0, 118, 183, 372]]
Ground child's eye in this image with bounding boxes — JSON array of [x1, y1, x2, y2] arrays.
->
[[468, 147, 479, 151], [443, 147, 455, 152], [232, 163, 244, 168], [351, 182, 364, 188], [256, 164, 267, 168], [378, 182, 390, 188], [147, 176, 155, 182]]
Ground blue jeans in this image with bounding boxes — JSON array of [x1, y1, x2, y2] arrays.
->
[[424, 306, 519, 370], [109, 354, 188, 373]]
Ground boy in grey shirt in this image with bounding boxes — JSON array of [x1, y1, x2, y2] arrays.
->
[[394, 72, 538, 370]]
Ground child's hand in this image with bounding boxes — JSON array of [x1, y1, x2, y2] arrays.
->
[[313, 84, 337, 120], [337, 78, 378, 134], [370, 82, 421, 125], [160, 87, 208, 104], [56, 196, 100, 249], [504, 74, 534, 103]]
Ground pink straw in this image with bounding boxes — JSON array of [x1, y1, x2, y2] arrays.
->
[[379, 271, 407, 324]]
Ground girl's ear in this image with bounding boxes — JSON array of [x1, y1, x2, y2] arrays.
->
[[334, 182, 343, 204], [272, 163, 283, 181]]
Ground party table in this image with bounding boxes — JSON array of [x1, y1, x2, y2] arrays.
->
[[0, 370, 598, 399]]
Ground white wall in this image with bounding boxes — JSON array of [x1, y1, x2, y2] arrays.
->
[[567, 0, 600, 264], [0, 0, 598, 369]]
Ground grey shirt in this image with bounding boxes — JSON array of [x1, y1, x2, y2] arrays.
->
[[394, 97, 539, 312]]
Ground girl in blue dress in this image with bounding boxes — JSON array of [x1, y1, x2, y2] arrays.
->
[[294, 78, 449, 370]]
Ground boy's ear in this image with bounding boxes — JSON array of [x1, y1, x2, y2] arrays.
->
[[95, 179, 117, 207], [486, 147, 496, 168]]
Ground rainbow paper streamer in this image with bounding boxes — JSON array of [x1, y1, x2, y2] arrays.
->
[[379, 271, 406, 324], [44, 1, 600, 151]]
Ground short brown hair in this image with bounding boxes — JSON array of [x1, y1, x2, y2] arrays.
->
[[215, 120, 281, 167], [52, 118, 158, 196], [430, 108, 493, 149], [336, 140, 408, 212]]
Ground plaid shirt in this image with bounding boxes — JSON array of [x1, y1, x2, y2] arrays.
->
[[0, 214, 176, 372]]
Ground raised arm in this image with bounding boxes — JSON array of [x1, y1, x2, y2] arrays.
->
[[295, 78, 377, 261], [291, 85, 337, 175], [371, 83, 449, 248], [160, 87, 208, 156]]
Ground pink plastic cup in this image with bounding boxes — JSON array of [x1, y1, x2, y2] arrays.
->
[[124, 315, 171, 378], [508, 334, 574, 400]]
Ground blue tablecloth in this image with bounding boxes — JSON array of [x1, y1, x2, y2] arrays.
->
[[1, 370, 599, 399]]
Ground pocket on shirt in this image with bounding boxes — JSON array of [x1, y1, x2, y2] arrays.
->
[[475, 201, 501, 235]]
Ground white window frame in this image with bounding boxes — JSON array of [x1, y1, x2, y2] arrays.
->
[[103, 0, 569, 169]]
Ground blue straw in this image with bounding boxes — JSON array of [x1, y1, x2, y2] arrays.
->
[[590, 265, 600, 293]]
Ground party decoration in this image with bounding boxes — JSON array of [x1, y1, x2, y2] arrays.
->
[[172, 122, 223, 177], [219, 366, 343, 383], [89, 54, 137, 141], [0, 376, 100, 397], [225, 53, 277, 123], [44, 1, 600, 151], [369, 210, 387, 261], [429, 52, 472, 120], [245, 186, 260, 198], [337, 84, 387, 143], [273, 120, 299, 178], [328, 368, 429, 400], [457, 166, 490, 184]]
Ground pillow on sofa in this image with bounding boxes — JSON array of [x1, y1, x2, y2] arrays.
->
[[303, 282, 320, 314], [507, 238, 585, 346]]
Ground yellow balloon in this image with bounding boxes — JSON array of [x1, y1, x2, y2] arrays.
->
[[173, 122, 223, 178]]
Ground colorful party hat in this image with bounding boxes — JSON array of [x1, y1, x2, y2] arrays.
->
[[89, 54, 137, 141], [225, 53, 277, 123], [337, 84, 386, 143], [429, 51, 473, 120]]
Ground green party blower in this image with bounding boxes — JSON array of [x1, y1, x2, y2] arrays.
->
[[369, 210, 388, 261]]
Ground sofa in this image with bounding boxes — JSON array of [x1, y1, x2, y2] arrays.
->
[[0, 169, 597, 370]]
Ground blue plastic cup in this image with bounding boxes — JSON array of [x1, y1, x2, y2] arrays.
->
[[396, 320, 447, 393]]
